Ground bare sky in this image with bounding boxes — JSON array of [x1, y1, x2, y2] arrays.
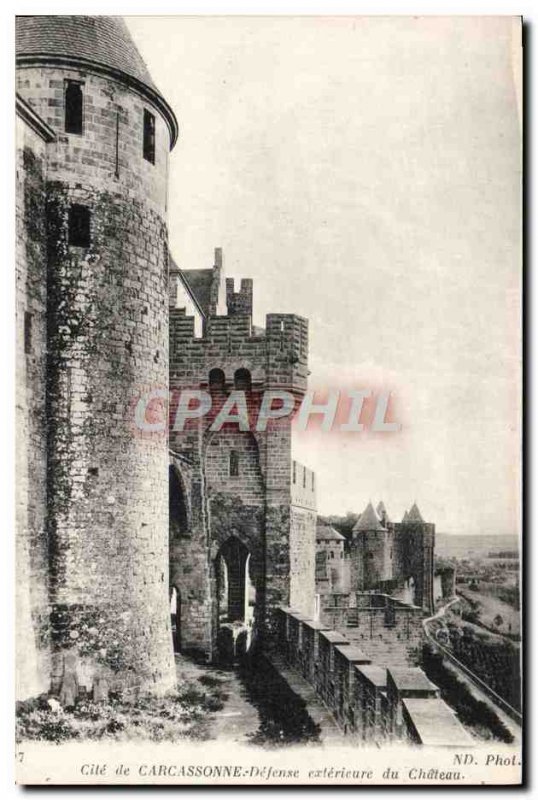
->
[[127, 15, 521, 534]]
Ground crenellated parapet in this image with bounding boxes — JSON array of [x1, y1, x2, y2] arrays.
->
[[276, 607, 473, 746], [266, 314, 309, 394], [226, 277, 253, 317]]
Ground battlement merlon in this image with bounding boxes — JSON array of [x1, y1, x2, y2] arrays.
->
[[265, 314, 309, 395], [170, 310, 309, 395], [226, 277, 253, 318]]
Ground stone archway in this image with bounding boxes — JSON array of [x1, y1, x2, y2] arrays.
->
[[203, 427, 265, 659], [169, 463, 189, 537], [216, 536, 256, 624], [215, 535, 258, 660], [168, 455, 205, 655]]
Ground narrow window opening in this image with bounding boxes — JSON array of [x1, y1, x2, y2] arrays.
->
[[24, 311, 32, 355], [114, 108, 120, 178], [65, 81, 83, 135], [229, 450, 239, 477], [234, 368, 252, 391], [292, 461, 296, 484], [209, 368, 225, 394], [143, 109, 156, 164], [303, 466, 306, 488], [68, 204, 91, 248]]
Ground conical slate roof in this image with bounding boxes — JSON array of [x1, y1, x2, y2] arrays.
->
[[352, 501, 386, 532], [402, 510, 409, 522], [16, 16, 178, 147], [406, 503, 424, 523]]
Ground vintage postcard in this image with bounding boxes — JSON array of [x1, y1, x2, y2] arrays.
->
[[15, 13, 522, 785]]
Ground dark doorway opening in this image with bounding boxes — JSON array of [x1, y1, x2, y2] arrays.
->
[[169, 465, 188, 537], [170, 587, 181, 653], [216, 537, 256, 624]]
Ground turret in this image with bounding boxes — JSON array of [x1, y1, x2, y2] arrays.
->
[[16, 15, 178, 696], [376, 500, 390, 527], [397, 502, 435, 614], [226, 277, 253, 318], [350, 501, 393, 590]]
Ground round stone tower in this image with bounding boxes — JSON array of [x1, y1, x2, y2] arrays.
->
[[351, 501, 393, 590], [16, 16, 178, 695]]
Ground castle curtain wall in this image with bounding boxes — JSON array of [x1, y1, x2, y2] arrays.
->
[[15, 110, 52, 699]]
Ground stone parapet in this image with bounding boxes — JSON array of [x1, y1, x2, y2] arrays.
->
[[276, 607, 472, 746]]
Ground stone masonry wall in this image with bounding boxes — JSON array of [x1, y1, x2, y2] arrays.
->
[[350, 529, 393, 591], [263, 420, 293, 637], [17, 64, 176, 696], [15, 112, 52, 699], [277, 608, 471, 746], [393, 522, 435, 613], [289, 461, 317, 618], [289, 507, 316, 617], [206, 430, 266, 646], [169, 310, 308, 392], [169, 302, 310, 655], [350, 521, 435, 613], [320, 595, 425, 667], [169, 441, 212, 658], [16, 67, 169, 214], [316, 538, 346, 594]]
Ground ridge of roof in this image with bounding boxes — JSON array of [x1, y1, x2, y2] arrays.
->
[[352, 501, 387, 532], [316, 520, 346, 541]]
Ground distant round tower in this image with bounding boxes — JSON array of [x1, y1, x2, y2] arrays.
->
[[16, 16, 178, 694], [351, 501, 393, 590]]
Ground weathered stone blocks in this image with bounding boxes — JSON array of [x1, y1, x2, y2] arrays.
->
[[16, 49, 177, 696]]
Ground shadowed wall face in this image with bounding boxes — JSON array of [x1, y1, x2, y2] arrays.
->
[[16, 112, 51, 700], [16, 44, 177, 696]]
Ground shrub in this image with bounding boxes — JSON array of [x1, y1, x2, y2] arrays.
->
[[422, 647, 514, 743], [16, 678, 224, 744]]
